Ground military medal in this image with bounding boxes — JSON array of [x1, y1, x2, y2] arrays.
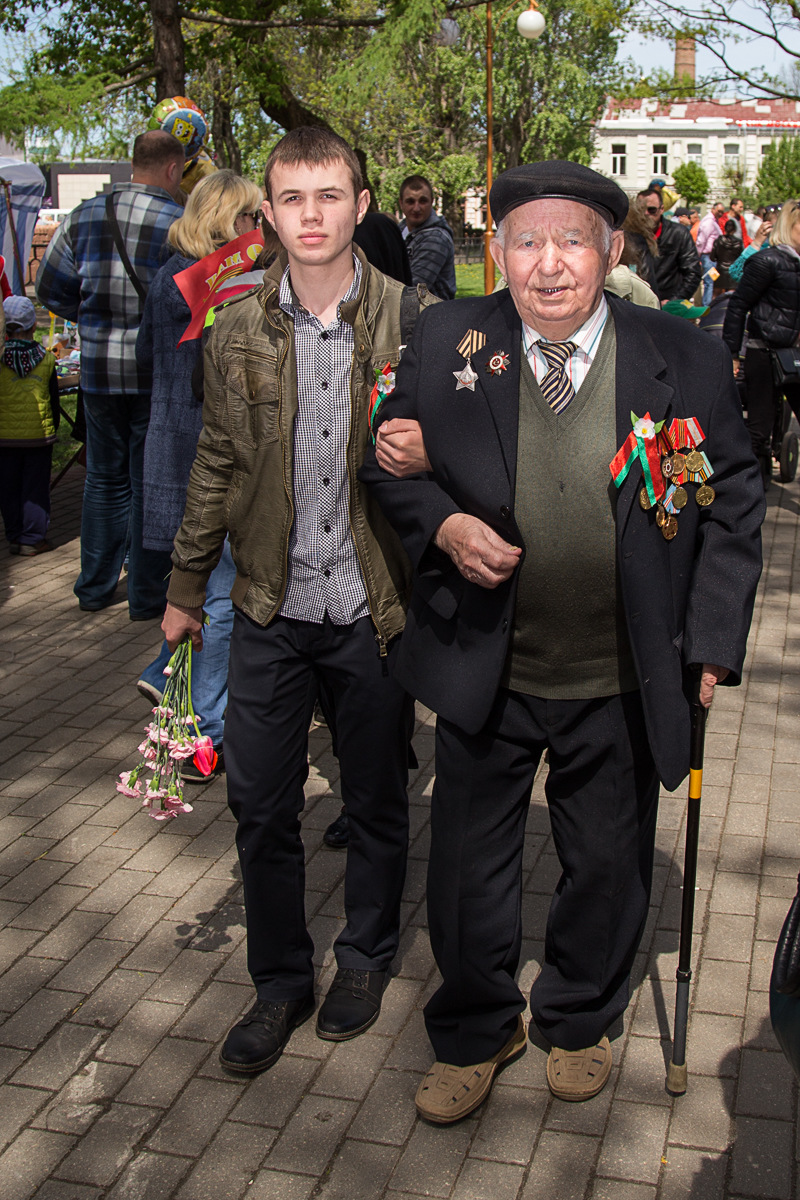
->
[[486, 351, 509, 375], [454, 329, 485, 393], [612, 411, 716, 544], [453, 362, 479, 391], [662, 515, 678, 540]]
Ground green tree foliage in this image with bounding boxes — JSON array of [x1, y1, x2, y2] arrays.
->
[[672, 161, 709, 207], [0, 0, 632, 222], [754, 137, 800, 205]]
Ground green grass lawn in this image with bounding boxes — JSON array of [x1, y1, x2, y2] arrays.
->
[[455, 262, 499, 298], [52, 391, 81, 475]]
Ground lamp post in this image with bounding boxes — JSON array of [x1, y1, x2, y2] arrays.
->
[[484, 0, 545, 294]]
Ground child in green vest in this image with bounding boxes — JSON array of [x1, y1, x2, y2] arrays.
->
[[0, 296, 59, 555]]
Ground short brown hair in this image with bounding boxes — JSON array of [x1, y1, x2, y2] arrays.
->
[[264, 127, 363, 202], [132, 130, 185, 171], [400, 174, 433, 202]]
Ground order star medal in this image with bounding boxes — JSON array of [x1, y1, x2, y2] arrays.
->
[[454, 328, 486, 392], [454, 361, 479, 391]]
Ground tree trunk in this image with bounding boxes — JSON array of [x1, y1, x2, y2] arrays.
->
[[151, 0, 185, 100], [211, 94, 242, 174]]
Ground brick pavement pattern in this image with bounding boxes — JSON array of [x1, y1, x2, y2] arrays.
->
[[0, 466, 798, 1199]]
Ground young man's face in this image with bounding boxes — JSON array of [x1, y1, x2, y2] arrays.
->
[[400, 186, 433, 230], [730, 200, 744, 216], [263, 159, 369, 271]]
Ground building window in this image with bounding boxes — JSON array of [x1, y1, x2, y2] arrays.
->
[[724, 143, 741, 166], [611, 144, 627, 176], [687, 143, 703, 165], [653, 143, 668, 174]]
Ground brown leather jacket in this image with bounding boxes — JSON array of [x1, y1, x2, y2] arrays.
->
[[167, 246, 437, 651]]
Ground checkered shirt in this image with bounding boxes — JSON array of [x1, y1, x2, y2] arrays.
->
[[278, 254, 370, 625], [35, 183, 181, 395]]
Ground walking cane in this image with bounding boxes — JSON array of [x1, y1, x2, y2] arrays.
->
[[666, 675, 707, 1096]]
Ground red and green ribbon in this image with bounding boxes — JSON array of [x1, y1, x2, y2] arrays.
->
[[610, 411, 666, 506]]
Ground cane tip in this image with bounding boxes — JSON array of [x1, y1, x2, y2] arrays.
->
[[666, 1061, 688, 1095]]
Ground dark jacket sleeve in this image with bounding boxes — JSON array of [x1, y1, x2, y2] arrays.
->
[[722, 251, 774, 356], [682, 336, 765, 679], [360, 304, 461, 572]]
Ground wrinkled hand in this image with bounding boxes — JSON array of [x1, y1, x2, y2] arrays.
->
[[162, 601, 204, 652], [376, 418, 431, 478], [434, 513, 521, 589], [699, 663, 729, 708]]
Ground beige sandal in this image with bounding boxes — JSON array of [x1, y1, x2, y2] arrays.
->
[[415, 1015, 527, 1124], [546, 1036, 612, 1101]]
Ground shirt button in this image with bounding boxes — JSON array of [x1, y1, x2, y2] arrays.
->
[[323, 569, 331, 577], [322, 477, 330, 486], [323, 523, 331, 532], [322, 429, 330, 437], [321, 381, 329, 389], [500, 505, 511, 520], [321, 332, 329, 339]]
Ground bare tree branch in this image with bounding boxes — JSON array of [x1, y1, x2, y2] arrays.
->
[[104, 68, 159, 94], [178, 0, 490, 32]]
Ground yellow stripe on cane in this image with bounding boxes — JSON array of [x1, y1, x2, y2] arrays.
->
[[689, 768, 703, 800]]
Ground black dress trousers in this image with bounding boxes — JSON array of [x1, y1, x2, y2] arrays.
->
[[424, 687, 660, 1066], [224, 610, 413, 1000]]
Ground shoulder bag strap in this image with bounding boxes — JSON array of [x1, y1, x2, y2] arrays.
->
[[105, 192, 147, 304]]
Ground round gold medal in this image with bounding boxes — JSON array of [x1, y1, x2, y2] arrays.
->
[[696, 484, 716, 506], [662, 515, 678, 540], [639, 487, 652, 511], [656, 504, 667, 528], [672, 486, 688, 509], [685, 449, 704, 472], [671, 452, 686, 474], [661, 456, 675, 480]]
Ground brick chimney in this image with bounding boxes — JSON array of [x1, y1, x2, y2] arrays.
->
[[675, 36, 696, 84]]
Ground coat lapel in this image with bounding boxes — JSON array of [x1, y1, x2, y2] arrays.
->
[[462, 289, 523, 491], [608, 295, 674, 538]]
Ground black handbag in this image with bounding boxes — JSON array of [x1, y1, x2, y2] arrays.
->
[[772, 873, 800, 997], [771, 346, 800, 389]]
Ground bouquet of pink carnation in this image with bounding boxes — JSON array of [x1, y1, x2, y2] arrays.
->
[[117, 638, 218, 821]]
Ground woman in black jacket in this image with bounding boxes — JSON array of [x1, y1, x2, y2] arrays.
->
[[722, 198, 800, 478]]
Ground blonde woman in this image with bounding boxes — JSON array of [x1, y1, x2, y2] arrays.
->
[[135, 170, 266, 776], [723, 198, 800, 483]]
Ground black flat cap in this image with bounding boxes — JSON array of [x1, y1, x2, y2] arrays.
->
[[490, 161, 629, 229]]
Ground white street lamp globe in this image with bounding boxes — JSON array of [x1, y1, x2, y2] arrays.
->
[[517, 8, 546, 38]]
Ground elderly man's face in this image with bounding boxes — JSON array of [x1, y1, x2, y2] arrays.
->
[[490, 199, 623, 340]]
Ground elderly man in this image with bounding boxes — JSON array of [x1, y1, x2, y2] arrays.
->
[[363, 161, 764, 1121]]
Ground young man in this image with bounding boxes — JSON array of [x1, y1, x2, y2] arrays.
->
[[162, 127, 436, 1074], [399, 174, 456, 300]]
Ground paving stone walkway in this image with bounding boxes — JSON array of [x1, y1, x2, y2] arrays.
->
[[0, 465, 798, 1200]]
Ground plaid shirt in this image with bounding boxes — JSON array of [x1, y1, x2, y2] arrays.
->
[[278, 255, 370, 626], [35, 183, 181, 395]]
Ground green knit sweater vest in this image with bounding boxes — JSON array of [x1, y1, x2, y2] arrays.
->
[[502, 314, 638, 699]]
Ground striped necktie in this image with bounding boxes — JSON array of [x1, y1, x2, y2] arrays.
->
[[538, 340, 578, 414]]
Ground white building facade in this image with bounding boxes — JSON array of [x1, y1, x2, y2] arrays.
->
[[591, 97, 800, 202]]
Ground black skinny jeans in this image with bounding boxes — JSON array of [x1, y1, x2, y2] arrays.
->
[[744, 346, 800, 459]]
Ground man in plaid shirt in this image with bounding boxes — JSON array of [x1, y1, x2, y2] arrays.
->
[[36, 130, 184, 619]]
